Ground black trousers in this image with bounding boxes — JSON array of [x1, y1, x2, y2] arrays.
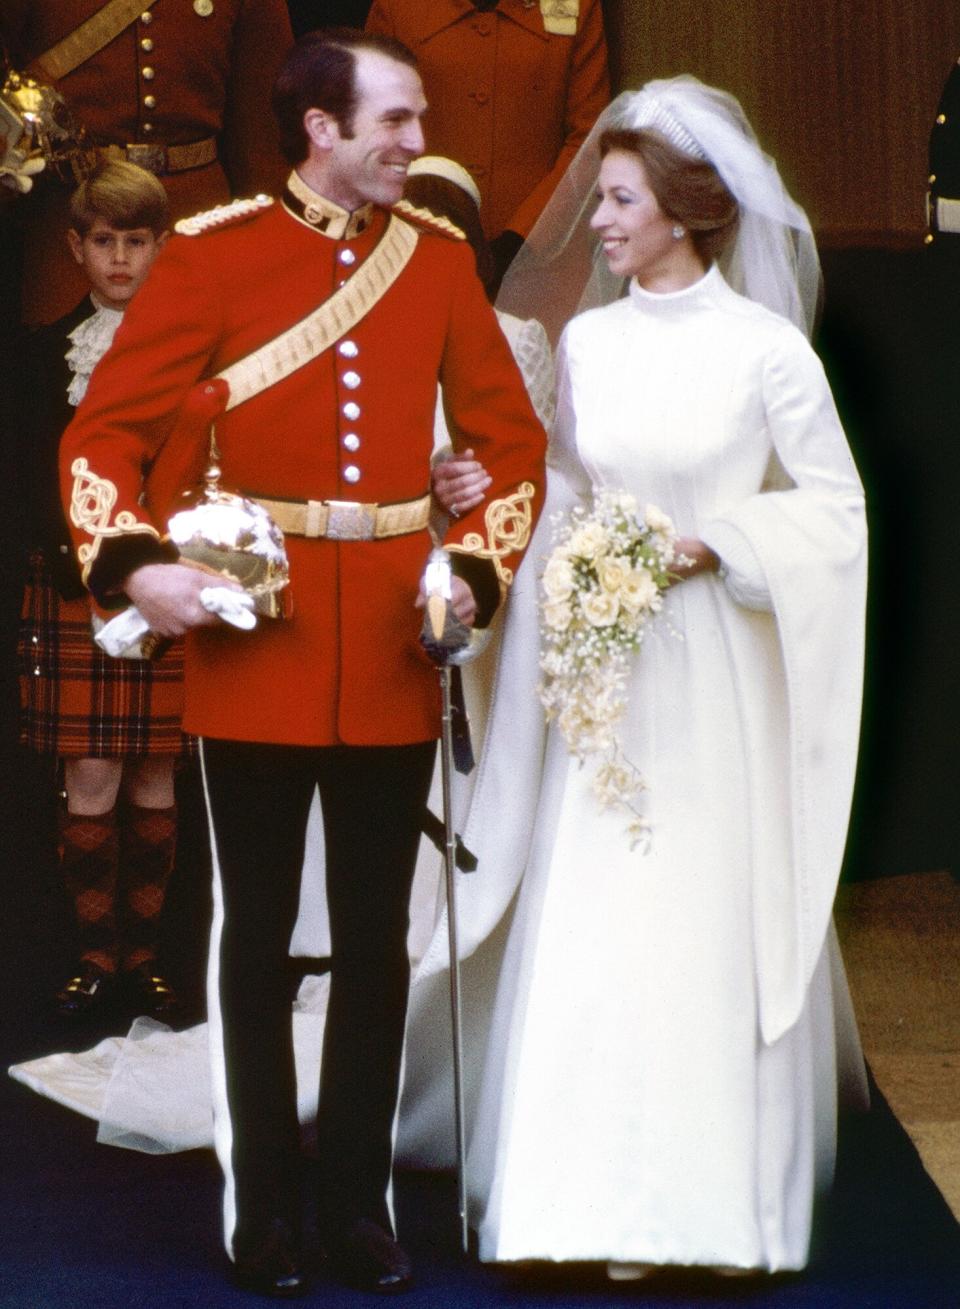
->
[[200, 736, 436, 1256]]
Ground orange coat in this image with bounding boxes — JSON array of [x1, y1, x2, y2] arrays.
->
[[2, 0, 292, 324], [60, 182, 546, 747], [365, 0, 609, 240]]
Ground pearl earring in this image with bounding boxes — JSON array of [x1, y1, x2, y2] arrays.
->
[[672, 224, 685, 240]]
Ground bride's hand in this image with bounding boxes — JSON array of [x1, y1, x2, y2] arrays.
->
[[668, 537, 720, 584], [432, 448, 491, 518]]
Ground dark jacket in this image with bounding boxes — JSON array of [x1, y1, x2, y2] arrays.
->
[[23, 298, 90, 598]]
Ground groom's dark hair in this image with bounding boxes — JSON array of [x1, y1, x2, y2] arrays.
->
[[272, 27, 418, 164]]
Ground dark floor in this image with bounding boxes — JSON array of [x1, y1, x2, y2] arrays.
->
[[1, 749, 959, 1307], [2, 1049, 959, 1307]]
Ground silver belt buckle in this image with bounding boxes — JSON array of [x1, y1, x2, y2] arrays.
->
[[325, 500, 376, 541], [125, 143, 167, 174]]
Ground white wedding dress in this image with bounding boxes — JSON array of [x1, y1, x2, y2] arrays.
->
[[410, 265, 868, 1272]]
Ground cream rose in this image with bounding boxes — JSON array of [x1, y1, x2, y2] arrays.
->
[[542, 554, 576, 601], [644, 503, 674, 534], [568, 520, 608, 560], [580, 588, 620, 626], [597, 555, 632, 594], [620, 567, 659, 612], [543, 599, 573, 632]]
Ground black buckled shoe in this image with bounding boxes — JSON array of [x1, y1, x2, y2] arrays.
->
[[124, 962, 179, 1017], [232, 1218, 307, 1299], [323, 1218, 414, 1294], [53, 961, 114, 1017]]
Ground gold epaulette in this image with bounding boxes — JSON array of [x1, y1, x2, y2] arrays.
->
[[174, 194, 274, 237], [540, 1, 579, 36], [391, 199, 466, 241]]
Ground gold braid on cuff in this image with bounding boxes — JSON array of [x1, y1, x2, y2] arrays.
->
[[70, 456, 160, 579], [446, 481, 536, 593]]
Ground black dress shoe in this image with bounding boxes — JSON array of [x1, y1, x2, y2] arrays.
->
[[53, 961, 114, 1016], [323, 1218, 414, 1294], [123, 962, 179, 1017], [232, 1219, 306, 1299]]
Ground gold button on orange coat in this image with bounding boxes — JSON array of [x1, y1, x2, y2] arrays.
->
[[365, 0, 610, 239]]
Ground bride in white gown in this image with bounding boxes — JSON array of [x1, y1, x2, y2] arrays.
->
[[425, 77, 869, 1275]]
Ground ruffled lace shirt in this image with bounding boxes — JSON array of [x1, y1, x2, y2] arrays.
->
[[65, 299, 124, 408]]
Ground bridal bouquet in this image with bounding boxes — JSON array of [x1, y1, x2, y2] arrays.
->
[[538, 490, 677, 847]]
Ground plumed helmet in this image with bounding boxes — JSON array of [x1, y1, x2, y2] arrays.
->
[[167, 467, 289, 618]]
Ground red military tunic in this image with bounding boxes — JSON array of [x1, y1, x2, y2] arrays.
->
[[365, 0, 609, 239], [60, 176, 546, 747], [1, 0, 292, 323]]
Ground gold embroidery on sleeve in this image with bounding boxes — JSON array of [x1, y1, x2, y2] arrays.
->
[[447, 481, 536, 591], [70, 456, 159, 577]]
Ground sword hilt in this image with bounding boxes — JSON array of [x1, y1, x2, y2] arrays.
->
[[420, 547, 489, 667]]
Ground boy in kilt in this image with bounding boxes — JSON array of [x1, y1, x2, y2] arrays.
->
[[19, 159, 182, 1018]]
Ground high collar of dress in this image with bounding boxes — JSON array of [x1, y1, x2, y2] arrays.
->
[[628, 263, 722, 313], [283, 170, 375, 239]]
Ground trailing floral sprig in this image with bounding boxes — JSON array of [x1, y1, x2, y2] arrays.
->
[[538, 490, 677, 848]]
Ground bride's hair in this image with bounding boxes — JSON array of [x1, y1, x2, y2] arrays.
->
[[599, 127, 739, 263], [498, 76, 821, 343]]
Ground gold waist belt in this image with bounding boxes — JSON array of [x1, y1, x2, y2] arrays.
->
[[96, 138, 217, 175], [250, 492, 432, 541]]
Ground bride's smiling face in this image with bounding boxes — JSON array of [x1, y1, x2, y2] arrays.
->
[[591, 149, 692, 290]]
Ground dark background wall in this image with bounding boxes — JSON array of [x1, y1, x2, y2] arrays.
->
[[606, 0, 960, 247], [287, 0, 372, 34]]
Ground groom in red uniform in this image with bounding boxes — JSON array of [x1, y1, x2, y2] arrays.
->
[[60, 28, 545, 1298]]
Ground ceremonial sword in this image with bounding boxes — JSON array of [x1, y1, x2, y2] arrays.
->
[[420, 546, 488, 1255]]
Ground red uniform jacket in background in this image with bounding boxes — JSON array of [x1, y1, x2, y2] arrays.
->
[[1, 0, 292, 323]]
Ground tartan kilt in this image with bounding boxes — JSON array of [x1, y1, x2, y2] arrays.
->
[[18, 553, 193, 759]]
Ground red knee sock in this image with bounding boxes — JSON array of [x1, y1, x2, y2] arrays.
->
[[118, 803, 176, 972], [59, 807, 119, 974]]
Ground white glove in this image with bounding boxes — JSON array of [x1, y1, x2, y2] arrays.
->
[[0, 147, 45, 193], [92, 606, 152, 658], [93, 589, 256, 658], [199, 586, 257, 630]]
